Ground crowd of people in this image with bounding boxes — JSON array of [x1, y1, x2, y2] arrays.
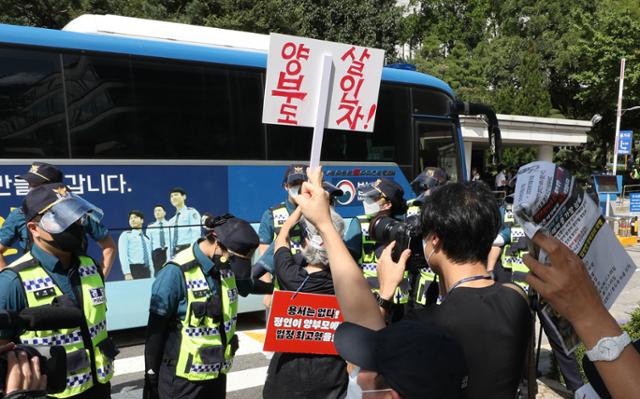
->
[[0, 161, 639, 399]]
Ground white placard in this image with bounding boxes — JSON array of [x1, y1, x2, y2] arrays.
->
[[262, 33, 385, 133]]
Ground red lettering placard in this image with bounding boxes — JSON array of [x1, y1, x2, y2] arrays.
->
[[263, 290, 344, 355]]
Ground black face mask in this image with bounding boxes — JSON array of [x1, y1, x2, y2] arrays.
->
[[43, 223, 86, 253], [211, 254, 229, 267]]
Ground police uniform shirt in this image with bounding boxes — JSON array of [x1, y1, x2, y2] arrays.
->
[[258, 199, 296, 245], [168, 207, 201, 247], [147, 219, 172, 253], [118, 229, 153, 275], [0, 208, 109, 251], [0, 244, 89, 340], [0, 208, 28, 249], [150, 241, 254, 319], [343, 217, 362, 260], [497, 206, 511, 245]]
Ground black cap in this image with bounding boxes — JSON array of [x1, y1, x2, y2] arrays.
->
[[18, 162, 63, 186], [583, 339, 640, 399], [22, 182, 67, 221], [213, 217, 259, 256], [323, 182, 344, 199], [411, 167, 447, 193], [170, 187, 186, 195], [360, 178, 405, 207], [283, 164, 308, 185], [334, 320, 468, 398]]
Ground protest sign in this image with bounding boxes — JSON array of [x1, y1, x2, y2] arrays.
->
[[513, 161, 636, 354], [264, 290, 344, 355], [262, 33, 385, 167]]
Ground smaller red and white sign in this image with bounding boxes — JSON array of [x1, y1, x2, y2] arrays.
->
[[264, 290, 344, 355]]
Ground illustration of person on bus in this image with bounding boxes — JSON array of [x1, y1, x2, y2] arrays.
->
[[118, 210, 153, 280], [147, 204, 172, 276], [167, 187, 201, 256]]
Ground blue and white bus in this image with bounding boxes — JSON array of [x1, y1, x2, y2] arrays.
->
[[0, 15, 500, 330]]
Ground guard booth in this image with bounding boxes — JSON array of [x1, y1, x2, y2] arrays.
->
[[594, 174, 638, 246]]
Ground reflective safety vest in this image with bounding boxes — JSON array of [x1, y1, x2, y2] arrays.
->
[[404, 201, 437, 306], [357, 215, 410, 304], [406, 199, 422, 218], [271, 204, 303, 254], [500, 222, 530, 291], [7, 253, 114, 398], [173, 246, 238, 381]]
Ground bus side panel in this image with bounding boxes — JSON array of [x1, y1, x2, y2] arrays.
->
[[0, 163, 413, 330], [227, 164, 413, 221]]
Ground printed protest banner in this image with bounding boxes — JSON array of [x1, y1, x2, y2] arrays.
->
[[262, 33, 385, 133], [513, 161, 636, 354], [264, 290, 344, 354]]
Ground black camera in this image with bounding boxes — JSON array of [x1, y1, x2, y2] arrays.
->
[[0, 344, 68, 394], [0, 304, 84, 395], [369, 215, 426, 272]]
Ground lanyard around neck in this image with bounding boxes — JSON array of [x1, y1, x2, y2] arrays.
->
[[446, 274, 492, 295]]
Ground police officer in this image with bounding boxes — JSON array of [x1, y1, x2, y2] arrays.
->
[[143, 214, 260, 399], [0, 162, 117, 277], [168, 188, 201, 257], [407, 167, 447, 308], [258, 165, 307, 256], [357, 178, 409, 320], [147, 205, 172, 275], [118, 210, 153, 280], [0, 183, 117, 398]]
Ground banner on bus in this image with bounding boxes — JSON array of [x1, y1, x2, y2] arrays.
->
[[264, 290, 344, 354], [262, 33, 384, 133]]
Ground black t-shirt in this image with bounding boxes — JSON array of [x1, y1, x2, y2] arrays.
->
[[407, 283, 532, 399], [274, 247, 335, 294]]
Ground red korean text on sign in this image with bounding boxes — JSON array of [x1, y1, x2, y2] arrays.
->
[[271, 42, 311, 125], [264, 291, 344, 355], [336, 46, 376, 130]]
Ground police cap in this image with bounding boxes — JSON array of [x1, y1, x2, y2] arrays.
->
[[212, 216, 259, 257], [360, 178, 405, 207], [411, 167, 447, 193], [283, 164, 308, 185], [18, 162, 63, 186]]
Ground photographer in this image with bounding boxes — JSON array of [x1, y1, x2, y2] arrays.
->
[[296, 168, 532, 398], [1, 343, 47, 399]]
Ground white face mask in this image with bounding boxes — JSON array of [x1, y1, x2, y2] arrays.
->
[[346, 367, 393, 398], [288, 185, 301, 199], [423, 236, 436, 269], [362, 197, 381, 216]]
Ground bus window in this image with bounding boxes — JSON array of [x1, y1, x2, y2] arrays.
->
[[412, 87, 454, 116], [0, 47, 68, 158], [266, 84, 411, 170], [63, 54, 136, 158], [415, 119, 460, 182], [63, 53, 265, 159]]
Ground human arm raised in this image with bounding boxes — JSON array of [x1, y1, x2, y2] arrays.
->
[[296, 167, 384, 331], [524, 232, 640, 399]]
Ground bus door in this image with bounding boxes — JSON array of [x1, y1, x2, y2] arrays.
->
[[413, 117, 462, 183]]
